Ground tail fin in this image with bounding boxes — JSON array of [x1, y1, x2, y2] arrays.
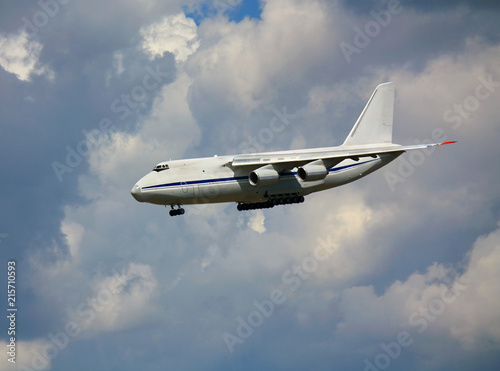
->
[[342, 82, 394, 146]]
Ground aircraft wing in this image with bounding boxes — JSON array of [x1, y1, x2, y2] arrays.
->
[[232, 82, 456, 169], [231, 141, 456, 168]]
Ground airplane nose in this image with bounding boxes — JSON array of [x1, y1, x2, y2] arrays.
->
[[131, 184, 143, 202]]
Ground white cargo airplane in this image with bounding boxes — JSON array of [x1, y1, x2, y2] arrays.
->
[[131, 82, 455, 216]]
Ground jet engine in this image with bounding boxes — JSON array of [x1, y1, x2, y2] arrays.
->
[[249, 165, 280, 186], [297, 160, 328, 181]]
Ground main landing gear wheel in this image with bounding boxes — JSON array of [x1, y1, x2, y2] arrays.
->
[[169, 205, 185, 216], [237, 194, 304, 211], [237, 201, 274, 211]]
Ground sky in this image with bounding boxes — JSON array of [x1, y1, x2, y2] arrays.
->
[[0, 0, 499, 370]]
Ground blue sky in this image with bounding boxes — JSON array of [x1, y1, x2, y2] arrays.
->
[[184, 0, 262, 24], [1, 0, 500, 370]]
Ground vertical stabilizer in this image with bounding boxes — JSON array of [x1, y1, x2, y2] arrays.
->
[[342, 82, 394, 146]]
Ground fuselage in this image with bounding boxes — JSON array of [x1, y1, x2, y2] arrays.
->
[[130, 150, 402, 206]]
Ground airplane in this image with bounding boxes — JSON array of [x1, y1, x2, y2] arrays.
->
[[131, 82, 455, 216]]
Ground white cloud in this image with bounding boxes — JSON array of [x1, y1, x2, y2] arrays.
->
[[83, 71, 200, 197], [113, 51, 125, 75], [61, 220, 84, 261], [69, 262, 160, 334], [105, 51, 126, 86], [374, 39, 500, 142], [247, 210, 267, 234], [186, 0, 340, 115], [140, 13, 200, 62], [335, 222, 500, 364], [0, 31, 53, 81], [446, 223, 500, 350], [0, 339, 52, 371]]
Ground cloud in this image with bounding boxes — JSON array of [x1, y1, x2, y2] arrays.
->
[[446, 223, 500, 350], [39, 220, 85, 277], [3, 0, 500, 370], [0, 339, 53, 371], [140, 13, 200, 62], [247, 210, 267, 234], [0, 30, 53, 81], [186, 0, 340, 118], [83, 71, 200, 196], [335, 221, 500, 368], [67, 262, 160, 334]]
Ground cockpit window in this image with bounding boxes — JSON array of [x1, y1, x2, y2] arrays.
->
[[153, 163, 169, 172]]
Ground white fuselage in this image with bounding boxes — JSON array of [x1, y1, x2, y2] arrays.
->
[[131, 152, 401, 206]]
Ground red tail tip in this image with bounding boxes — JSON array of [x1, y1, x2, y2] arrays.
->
[[440, 141, 457, 145]]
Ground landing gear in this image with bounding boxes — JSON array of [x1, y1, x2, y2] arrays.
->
[[168, 205, 185, 216], [237, 200, 274, 211], [237, 194, 304, 211]]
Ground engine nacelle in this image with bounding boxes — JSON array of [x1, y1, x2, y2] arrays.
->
[[249, 165, 280, 186], [297, 160, 328, 181]]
